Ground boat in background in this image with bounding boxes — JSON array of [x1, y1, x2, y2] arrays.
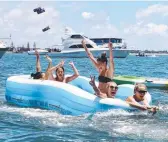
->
[[28, 49, 48, 55], [136, 51, 147, 57], [90, 37, 127, 49], [0, 40, 9, 59], [136, 51, 157, 57], [113, 75, 168, 89], [49, 28, 130, 58], [148, 54, 157, 57]]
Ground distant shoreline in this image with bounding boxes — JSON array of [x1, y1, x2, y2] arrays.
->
[[130, 53, 168, 56], [6, 51, 168, 56]]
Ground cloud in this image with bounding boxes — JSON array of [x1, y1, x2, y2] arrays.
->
[[123, 22, 168, 50], [80, 11, 119, 38], [59, 2, 82, 12], [123, 4, 168, 50], [27, 7, 60, 26], [124, 22, 168, 36], [5, 8, 22, 19], [82, 12, 94, 19], [146, 23, 168, 34], [1, 1, 168, 51], [0, 18, 3, 26], [136, 4, 168, 19], [0, 2, 63, 48], [91, 23, 119, 37]]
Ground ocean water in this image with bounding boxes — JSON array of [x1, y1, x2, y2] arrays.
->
[[0, 53, 168, 142]]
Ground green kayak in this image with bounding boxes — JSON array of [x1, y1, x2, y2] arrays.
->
[[114, 75, 168, 89], [114, 75, 145, 85]]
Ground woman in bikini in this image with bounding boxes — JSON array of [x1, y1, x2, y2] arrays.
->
[[47, 60, 79, 83], [82, 39, 116, 97]]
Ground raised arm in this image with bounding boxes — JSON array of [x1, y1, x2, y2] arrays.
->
[[48, 60, 64, 72], [35, 50, 41, 72], [107, 41, 114, 78], [89, 76, 107, 98], [66, 62, 79, 83], [46, 60, 64, 80], [45, 55, 52, 72], [82, 39, 99, 70]]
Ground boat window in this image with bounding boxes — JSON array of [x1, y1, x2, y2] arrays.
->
[[69, 44, 93, 48], [83, 36, 88, 38], [111, 39, 116, 43], [90, 39, 104, 44], [91, 38, 122, 44], [70, 35, 83, 39]]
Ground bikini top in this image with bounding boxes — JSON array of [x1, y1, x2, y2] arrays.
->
[[98, 76, 113, 83]]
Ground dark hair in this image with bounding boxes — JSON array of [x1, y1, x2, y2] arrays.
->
[[97, 52, 108, 64], [56, 66, 65, 73], [55, 67, 65, 80], [31, 72, 43, 79]]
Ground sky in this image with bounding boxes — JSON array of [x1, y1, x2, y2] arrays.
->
[[0, 1, 168, 50]]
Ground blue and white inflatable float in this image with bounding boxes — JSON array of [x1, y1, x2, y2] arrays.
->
[[5, 75, 152, 115]]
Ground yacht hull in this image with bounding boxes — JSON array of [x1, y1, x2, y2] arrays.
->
[[49, 49, 130, 58], [28, 50, 48, 55], [0, 48, 8, 59]]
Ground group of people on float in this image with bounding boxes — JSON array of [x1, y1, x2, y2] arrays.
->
[[31, 50, 79, 83], [31, 39, 158, 114]]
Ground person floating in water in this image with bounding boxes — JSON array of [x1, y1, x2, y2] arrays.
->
[[47, 60, 79, 83], [126, 83, 158, 113], [82, 39, 115, 97], [31, 50, 52, 80], [89, 75, 118, 98]]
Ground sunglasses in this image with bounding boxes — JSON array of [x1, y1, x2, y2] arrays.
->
[[137, 90, 147, 94], [109, 86, 118, 90]]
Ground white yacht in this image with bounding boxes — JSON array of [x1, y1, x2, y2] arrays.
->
[[91, 38, 127, 49], [28, 49, 48, 55], [0, 41, 8, 59], [90, 38, 130, 58], [49, 29, 130, 58]]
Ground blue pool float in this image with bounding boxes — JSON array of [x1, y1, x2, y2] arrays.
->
[[5, 75, 151, 115]]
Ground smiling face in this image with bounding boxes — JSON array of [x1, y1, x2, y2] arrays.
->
[[135, 90, 147, 100], [56, 67, 64, 81], [134, 84, 147, 100], [107, 82, 118, 98]]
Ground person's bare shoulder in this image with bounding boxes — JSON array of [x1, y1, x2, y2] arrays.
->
[[126, 96, 134, 102]]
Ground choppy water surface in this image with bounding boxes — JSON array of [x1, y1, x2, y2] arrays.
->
[[0, 53, 168, 142]]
